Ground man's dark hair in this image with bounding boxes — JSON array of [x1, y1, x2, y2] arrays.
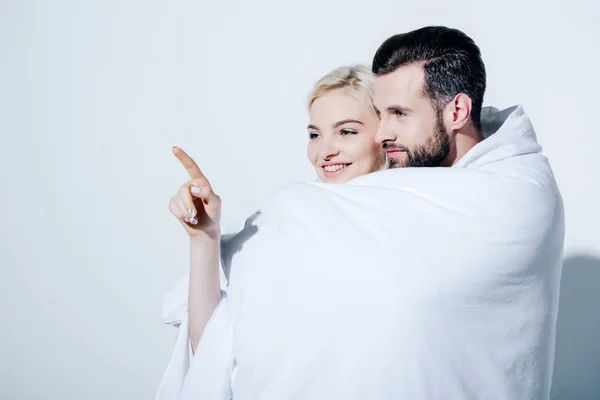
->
[[372, 26, 486, 131]]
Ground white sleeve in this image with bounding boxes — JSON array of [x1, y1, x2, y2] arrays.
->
[[153, 267, 229, 400], [154, 214, 256, 400], [178, 292, 234, 400]]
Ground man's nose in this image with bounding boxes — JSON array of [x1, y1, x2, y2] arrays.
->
[[375, 119, 397, 144]]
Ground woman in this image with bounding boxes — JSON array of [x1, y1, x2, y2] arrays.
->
[[156, 65, 385, 399], [306, 65, 385, 183]]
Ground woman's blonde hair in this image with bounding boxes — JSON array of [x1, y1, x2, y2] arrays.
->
[[308, 65, 377, 116]]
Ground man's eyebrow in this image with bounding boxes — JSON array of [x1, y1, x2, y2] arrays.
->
[[387, 105, 412, 113]]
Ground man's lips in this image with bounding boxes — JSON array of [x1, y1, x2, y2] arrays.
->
[[385, 148, 407, 158]]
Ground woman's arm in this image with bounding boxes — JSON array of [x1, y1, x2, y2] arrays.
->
[[188, 234, 222, 353], [169, 146, 223, 352]]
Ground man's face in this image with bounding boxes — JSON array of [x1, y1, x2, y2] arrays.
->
[[373, 64, 451, 168]]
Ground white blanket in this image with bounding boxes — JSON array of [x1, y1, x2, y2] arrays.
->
[[155, 105, 564, 400]]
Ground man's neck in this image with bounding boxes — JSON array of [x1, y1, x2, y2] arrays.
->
[[448, 127, 485, 166]]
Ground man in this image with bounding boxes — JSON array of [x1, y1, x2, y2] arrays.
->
[[364, 27, 563, 397], [157, 26, 564, 400], [372, 26, 486, 169]]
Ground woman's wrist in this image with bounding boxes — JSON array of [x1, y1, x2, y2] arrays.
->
[[189, 228, 221, 244]]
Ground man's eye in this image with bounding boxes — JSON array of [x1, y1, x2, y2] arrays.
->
[[394, 109, 405, 117]]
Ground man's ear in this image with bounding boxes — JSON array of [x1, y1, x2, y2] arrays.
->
[[443, 93, 472, 131]]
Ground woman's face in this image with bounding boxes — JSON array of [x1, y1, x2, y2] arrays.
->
[[307, 89, 383, 183]]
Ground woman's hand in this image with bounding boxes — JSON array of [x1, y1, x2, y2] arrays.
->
[[168, 146, 221, 239]]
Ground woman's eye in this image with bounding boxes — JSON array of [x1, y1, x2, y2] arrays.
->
[[309, 132, 320, 139], [341, 129, 357, 135]]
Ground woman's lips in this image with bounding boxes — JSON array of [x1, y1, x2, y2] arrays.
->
[[322, 163, 351, 177]]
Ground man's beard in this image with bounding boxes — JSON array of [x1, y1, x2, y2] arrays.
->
[[385, 115, 451, 169]]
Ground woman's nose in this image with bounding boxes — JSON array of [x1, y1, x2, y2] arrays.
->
[[319, 138, 340, 160]]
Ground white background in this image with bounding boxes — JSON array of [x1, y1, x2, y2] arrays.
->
[[1, 1, 598, 399]]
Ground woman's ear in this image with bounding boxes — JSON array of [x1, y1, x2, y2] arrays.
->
[[375, 147, 389, 171], [381, 148, 389, 170]]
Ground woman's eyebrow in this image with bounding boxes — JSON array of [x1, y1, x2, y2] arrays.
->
[[333, 119, 364, 128], [308, 119, 364, 131]]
